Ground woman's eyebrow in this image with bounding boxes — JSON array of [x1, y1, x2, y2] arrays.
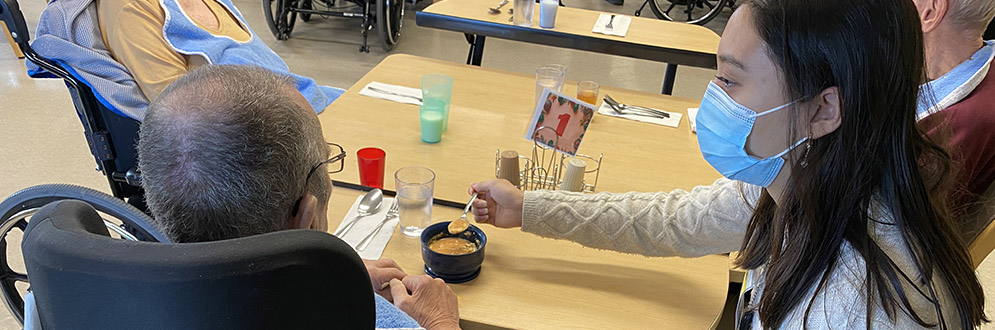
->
[[719, 53, 748, 72]]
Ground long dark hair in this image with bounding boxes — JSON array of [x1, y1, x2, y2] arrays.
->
[[734, 0, 987, 328]]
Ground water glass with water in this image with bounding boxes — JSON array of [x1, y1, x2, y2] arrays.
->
[[395, 166, 435, 237], [535, 66, 565, 105], [513, 0, 535, 26]]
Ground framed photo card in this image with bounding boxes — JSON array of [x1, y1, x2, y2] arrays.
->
[[524, 89, 596, 156]]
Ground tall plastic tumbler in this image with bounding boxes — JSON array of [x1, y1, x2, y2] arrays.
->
[[421, 74, 454, 131]]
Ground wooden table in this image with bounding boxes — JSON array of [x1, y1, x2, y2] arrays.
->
[[326, 187, 731, 330], [319, 54, 721, 205], [319, 54, 729, 328], [414, 0, 720, 94]]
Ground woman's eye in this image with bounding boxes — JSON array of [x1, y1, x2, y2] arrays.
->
[[714, 76, 735, 87]]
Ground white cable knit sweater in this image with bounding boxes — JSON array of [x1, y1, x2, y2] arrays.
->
[[520, 178, 960, 329]]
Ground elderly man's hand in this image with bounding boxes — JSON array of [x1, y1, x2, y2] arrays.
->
[[364, 259, 407, 302], [390, 276, 461, 330]]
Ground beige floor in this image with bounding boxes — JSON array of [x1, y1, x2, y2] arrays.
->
[[1, 0, 994, 328]]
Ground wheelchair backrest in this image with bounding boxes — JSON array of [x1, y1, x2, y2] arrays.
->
[[23, 200, 376, 329]]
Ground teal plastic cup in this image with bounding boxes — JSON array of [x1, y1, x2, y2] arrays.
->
[[420, 99, 445, 143], [421, 74, 453, 131]]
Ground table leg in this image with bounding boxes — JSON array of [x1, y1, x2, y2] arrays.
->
[[2, 22, 24, 59], [463, 34, 486, 66], [661, 63, 677, 95]]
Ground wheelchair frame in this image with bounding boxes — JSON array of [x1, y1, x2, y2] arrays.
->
[[263, 0, 406, 52]]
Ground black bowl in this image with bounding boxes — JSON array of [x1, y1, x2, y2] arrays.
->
[[420, 221, 487, 283]]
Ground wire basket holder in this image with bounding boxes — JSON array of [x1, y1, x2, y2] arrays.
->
[[494, 126, 603, 193]]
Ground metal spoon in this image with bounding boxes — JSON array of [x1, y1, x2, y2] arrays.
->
[[333, 189, 383, 237], [448, 192, 479, 234], [489, 0, 508, 14]]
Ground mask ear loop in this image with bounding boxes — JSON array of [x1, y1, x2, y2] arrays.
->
[[800, 134, 812, 168]]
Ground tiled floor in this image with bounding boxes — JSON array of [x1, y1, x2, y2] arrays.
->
[[1, 0, 994, 329]]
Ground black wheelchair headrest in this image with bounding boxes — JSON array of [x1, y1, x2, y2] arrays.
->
[[22, 200, 376, 330]]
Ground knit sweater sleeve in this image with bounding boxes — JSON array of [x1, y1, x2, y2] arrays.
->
[[521, 178, 760, 257]]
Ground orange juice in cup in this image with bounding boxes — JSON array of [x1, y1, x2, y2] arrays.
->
[[577, 81, 600, 105]]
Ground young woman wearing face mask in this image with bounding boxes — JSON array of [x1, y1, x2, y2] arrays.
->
[[468, 0, 987, 328]]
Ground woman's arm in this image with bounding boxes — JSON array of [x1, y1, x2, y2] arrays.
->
[[522, 178, 760, 257]]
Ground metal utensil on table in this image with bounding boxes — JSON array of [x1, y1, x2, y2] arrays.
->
[[606, 14, 616, 29], [334, 189, 384, 237], [488, 0, 508, 14], [603, 97, 669, 119], [604, 94, 671, 118], [356, 200, 400, 251], [368, 86, 423, 102]]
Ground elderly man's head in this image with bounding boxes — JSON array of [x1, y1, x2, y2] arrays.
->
[[917, 0, 995, 36], [913, 0, 995, 78], [139, 65, 332, 242]]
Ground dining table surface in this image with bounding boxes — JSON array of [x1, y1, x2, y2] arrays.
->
[[318, 54, 730, 329]]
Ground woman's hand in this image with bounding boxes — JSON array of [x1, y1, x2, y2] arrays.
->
[[468, 180, 524, 228]]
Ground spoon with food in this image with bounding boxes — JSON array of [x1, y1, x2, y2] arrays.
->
[[448, 192, 479, 234]]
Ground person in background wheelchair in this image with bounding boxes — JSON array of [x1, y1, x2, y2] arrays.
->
[[26, 0, 342, 120], [912, 0, 995, 240], [137, 64, 461, 330]]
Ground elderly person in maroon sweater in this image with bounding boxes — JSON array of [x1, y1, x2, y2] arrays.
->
[[913, 0, 995, 241]]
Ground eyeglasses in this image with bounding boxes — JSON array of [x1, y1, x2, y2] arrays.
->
[[293, 142, 346, 216], [305, 142, 347, 183]]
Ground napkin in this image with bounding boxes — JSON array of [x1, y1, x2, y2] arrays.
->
[[359, 81, 423, 106], [592, 13, 632, 37], [597, 102, 682, 128], [334, 196, 399, 260], [687, 107, 698, 133]]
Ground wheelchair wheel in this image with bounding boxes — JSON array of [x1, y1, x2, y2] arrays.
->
[[376, 0, 403, 51], [300, 0, 312, 22], [0, 184, 169, 326], [647, 0, 727, 25], [263, 0, 298, 40]]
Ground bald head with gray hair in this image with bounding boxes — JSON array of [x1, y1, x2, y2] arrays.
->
[[945, 0, 995, 35], [139, 65, 331, 243]]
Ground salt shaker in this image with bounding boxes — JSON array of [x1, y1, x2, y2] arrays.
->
[[559, 158, 586, 192]]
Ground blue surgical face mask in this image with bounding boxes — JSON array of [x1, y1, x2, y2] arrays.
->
[[695, 82, 807, 187]]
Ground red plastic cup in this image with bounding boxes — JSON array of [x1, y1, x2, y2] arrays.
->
[[357, 147, 386, 188]]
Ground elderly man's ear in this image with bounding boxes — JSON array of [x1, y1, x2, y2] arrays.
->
[[290, 194, 319, 230]]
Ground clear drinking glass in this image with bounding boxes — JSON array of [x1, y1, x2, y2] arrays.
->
[[513, 0, 535, 26], [394, 166, 435, 237], [576, 81, 600, 105], [535, 66, 565, 105]]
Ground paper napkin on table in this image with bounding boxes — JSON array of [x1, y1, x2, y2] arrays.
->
[[687, 107, 698, 133], [359, 81, 423, 106], [592, 13, 631, 37], [597, 102, 682, 128], [333, 196, 399, 260]]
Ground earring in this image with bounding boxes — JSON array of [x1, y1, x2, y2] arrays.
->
[[800, 135, 812, 168]]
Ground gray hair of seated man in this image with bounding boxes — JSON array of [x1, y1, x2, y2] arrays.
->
[[948, 0, 995, 35], [139, 65, 330, 243]]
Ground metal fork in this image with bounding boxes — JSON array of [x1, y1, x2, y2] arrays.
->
[[603, 94, 671, 118], [606, 14, 616, 30], [357, 200, 400, 251]]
